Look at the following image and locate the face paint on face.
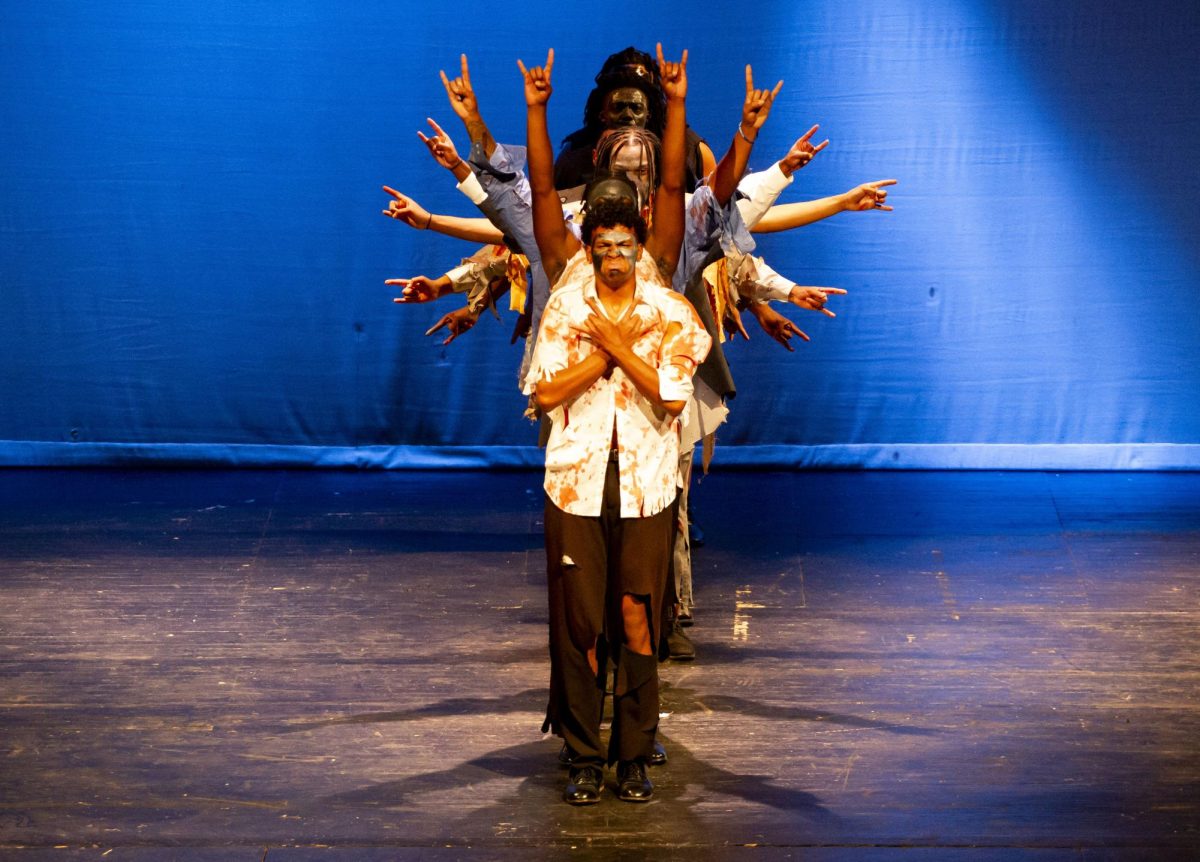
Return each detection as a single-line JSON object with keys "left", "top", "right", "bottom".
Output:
{"left": 590, "top": 228, "right": 640, "bottom": 288}
{"left": 607, "top": 141, "right": 652, "bottom": 205}
{"left": 599, "top": 87, "right": 650, "bottom": 130}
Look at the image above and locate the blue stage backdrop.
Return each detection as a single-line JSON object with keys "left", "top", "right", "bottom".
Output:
{"left": 2, "top": 1, "right": 1198, "bottom": 469}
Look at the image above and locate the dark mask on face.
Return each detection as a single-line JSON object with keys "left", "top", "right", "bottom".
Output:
{"left": 599, "top": 87, "right": 650, "bottom": 130}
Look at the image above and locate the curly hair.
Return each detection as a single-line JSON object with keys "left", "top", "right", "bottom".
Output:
{"left": 581, "top": 198, "right": 648, "bottom": 246}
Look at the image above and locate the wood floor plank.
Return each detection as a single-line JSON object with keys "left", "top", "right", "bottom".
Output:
{"left": 0, "top": 469, "right": 1197, "bottom": 857}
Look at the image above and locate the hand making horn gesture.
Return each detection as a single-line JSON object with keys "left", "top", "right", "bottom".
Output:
{"left": 739, "top": 65, "right": 784, "bottom": 142}
{"left": 843, "top": 179, "right": 898, "bottom": 212}
{"left": 439, "top": 54, "right": 478, "bottom": 124}
{"left": 779, "top": 125, "right": 831, "bottom": 176}
{"left": 656, "top": 42, "right": 688, "bottom": 101}
{"left": 517, "top": 49, "right": 554, "bottom": 107}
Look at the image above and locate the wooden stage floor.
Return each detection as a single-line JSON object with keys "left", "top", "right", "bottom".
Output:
{"left": 0, "top": 468, "right": 1198, "bottom": 860}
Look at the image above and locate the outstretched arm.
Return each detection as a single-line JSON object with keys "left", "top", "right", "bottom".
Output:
{"left": 645, "top": 42, "right": 689, "bottom": 277}
{"left": 440, "top": 53, "right": 497, "bottom": 157}
{"left": 381, "top": 185, "right": 503, "bottom": 244}
{"left": 709, "top": 66, "right": 783, "bottom": 206}
{"left": 752, "top": 179, "right": 897, "bottom": 233}
{"left": 744, "top": 302, "right": 810, "bottom": 351}
{"left": 518, "top": 49, "right": 575, "bottom": 284}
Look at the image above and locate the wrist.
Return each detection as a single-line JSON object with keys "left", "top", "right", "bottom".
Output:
{"left": 423, "top": 212, "right": 434, "bottom": 231}
{"left": 737, "top": 123, "right": 756, "bottom": 145}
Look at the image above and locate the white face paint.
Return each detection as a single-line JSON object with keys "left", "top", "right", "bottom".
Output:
{"left": 608, "top": 141, "right": 652, "bottom": 203}
{"left": 590, "top": 228, "right": 640, "bottom": 288}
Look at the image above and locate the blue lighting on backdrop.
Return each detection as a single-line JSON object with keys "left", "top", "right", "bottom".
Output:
{"left": 1, "top": 1, "right": 1198, "bottom": 469}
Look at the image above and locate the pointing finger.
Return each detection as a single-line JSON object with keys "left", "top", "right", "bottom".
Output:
{"left": 545, "top": 48, "right": 554, "bottom": 78}
{"left": 822, "top": 287, "right": 849, "bottom": 295}
{"left": 871, "top": 179, "right": 899, "bottom": 188}
{"left": 381, "top": 185, "right": 403, "bottom": 199}
{"left": 745, "top": 64, "right": 753, "bottom": 95}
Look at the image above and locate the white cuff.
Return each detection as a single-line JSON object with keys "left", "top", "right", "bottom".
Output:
{"left": 456, "top": 172, "right": 488, "bottom": 205}
{"left": 657, "top": 365, "right": 695, "bottom": 403}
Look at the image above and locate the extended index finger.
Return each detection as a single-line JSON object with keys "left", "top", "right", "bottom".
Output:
{"left": 460, "top": 54, "right": 471, "bottom": 85}
{"left": 870, "top": 179, "right": 899, "bottom": 188}
{"left": 745, "top": 64, "right": 754, "bottom": 95}
{"left": 656, "top": 42, "right": 665, "bottom": 69}
{"left": 545, "top": 48, "right": 554, "bottom": 79}
{"left": 381, "top": 185, "right": 404, "bottom": 199}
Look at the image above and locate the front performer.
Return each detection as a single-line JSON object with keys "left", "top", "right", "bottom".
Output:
{"left": 520, "top": 45, "right": 709, "bottom": 805}
{"left": 526, "top": 198, "right": 710, "bottom": 804}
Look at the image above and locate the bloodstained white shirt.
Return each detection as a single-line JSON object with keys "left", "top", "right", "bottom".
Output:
{"left": 524, "top": 252, "right": 711, "bottom": 518}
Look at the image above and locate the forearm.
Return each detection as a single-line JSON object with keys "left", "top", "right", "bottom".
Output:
{"left": 648, "top": 95, "right": 687, "bottom": 274}
{"left": 728, "top": 252, "right": 791, "bottom": 303}
{"left": 710, "top": 125, "right": 754, "bottom": 206}
{"left": 463, "top": 112, "right": 497, "bottom": 158}
{"left": 527, "top": 103, "right": 570, "bottom": 276}
{"left": 751, "top": 193, "right": 849, "bottom": 233}
{"left": 425, "top": 212, "right": 504, "bottom": 244}
{"left": 534, "top": 352, "right": 610, "bottom": 412}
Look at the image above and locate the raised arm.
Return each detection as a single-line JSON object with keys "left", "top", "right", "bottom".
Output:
{"left": 440, "top": 54, "right": 496, "bottom": 157}
{"left": 518, "top": 49, "right": 575, "bottom": 284}
{"left": 644, "top": 43, "right": 689, "bottom": 277}
{"left": 709, "top": 66, "right": 783, "bottom": 206}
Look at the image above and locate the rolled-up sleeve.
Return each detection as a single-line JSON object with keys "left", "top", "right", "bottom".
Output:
{"left": 657, "top": 294, "right": 712, "bottom": 401}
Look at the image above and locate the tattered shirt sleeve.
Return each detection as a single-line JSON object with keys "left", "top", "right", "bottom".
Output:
{"left": 656, "top": 292, "right": 712, "bottom": 403}
{"left": 522, "top": 292, "right": 571, "bottom": 397}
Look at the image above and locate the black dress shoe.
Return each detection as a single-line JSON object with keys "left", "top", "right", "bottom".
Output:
{"left": 563, "top": 765, "right": 603, "bottom": 805}
{"left": 647, "top": 740, "right": 667, "bottom": 766}
{"left": 616, "top": 760, "right": 653, "bottom": 802}
{"left": 667, "top": 620, "right": 696, "bottom": 661}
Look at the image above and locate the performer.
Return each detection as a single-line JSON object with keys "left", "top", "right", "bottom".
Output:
{"left": 521, "top": 45, "right": 710, "bottom": 805}
{"left": 554, "top": 46, "right": 716, "bottom": 192}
